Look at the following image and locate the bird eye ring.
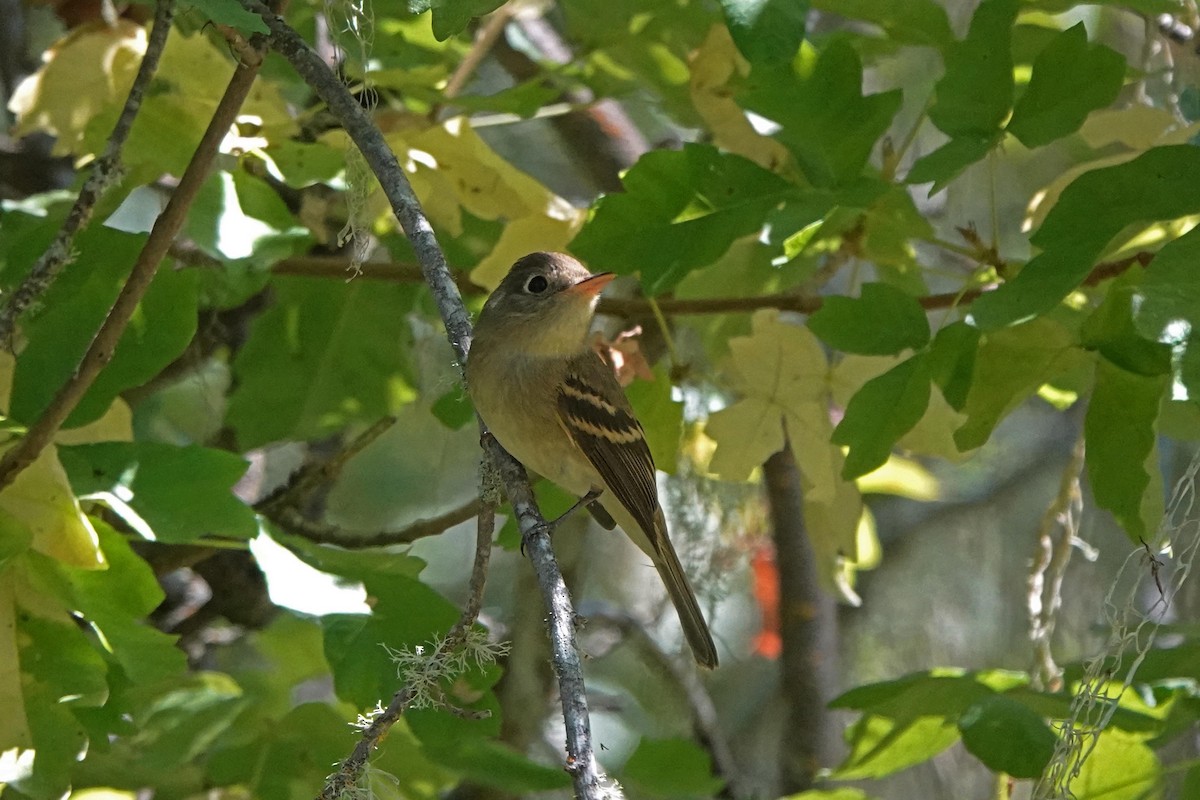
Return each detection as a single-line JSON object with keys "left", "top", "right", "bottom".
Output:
{"left": 525, "top": 275, "right": 549, "bottom": 294}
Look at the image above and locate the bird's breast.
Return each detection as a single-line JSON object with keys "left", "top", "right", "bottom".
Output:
{"left": 466, "top": 350, "right": 598, "bottom": 497}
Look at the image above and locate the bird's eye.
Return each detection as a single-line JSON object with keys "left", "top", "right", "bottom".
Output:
{"left": 525, "top": 274, "right": 549, "bottom": 294}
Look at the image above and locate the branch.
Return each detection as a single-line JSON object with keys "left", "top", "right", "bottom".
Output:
{"left": 591, "top": 610, "right": 744, "bottom": 799}
{"left": 0, "top": 0, "right": 175, "bottom": 348}
{"left": 762, "top": 438, "right": 837, "bottom": 794}
{"left": 256, "top": 416, "right": 397, "bottom": 514}
{"left": 265, "top": 497, "right": 483, "bottom": 548}
{"left": 317, "top": 468, "right": 500, "bottom": 800}
{"left": 0, "top": 28, "right": 269, "bottom": 492}
{"left": 261, "top": 251, "right": 1155, "bottom": 318}
{"left": 247, "top": 5, "right": 607, "bottom": 796}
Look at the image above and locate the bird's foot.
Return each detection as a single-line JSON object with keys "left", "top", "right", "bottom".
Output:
{"left": 519, "top": 489, "right": 604, "bottom": 556}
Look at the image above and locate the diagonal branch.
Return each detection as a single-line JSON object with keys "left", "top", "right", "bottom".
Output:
{"left": 0, "top": 0, "right": 177, "bottom": 348}
{"left": 0, "top": 27, "right": 270, "bottom": 492}
{"left": 246, "top": 4, "right": 607, "bottom": 797}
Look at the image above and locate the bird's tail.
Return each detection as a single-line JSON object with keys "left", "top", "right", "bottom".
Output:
{"left": 651, "top": 517, "right": 719, "bottom": 669}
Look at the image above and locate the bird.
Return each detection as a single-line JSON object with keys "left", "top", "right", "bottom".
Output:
{"left": 465, "top": 251, "right": 718, "bottom": 668}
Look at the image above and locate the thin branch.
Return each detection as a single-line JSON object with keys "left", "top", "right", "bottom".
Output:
{"left": 261, "top": 251, "right": 1155, "bottom": 319}
{"left": 440, "top": 4, "right": 516, "bottom": 103}
{"left": 256, "top": 415, "right": 397, "bottom": 514}
{"left": 446, "top": 466, "right": 500, "bottom": 649}
{"left": 590, "top": 610, "right": 744, "bottom": 799}
{"left": 269, "top": 252, "right": 484, "bottom": 292}
{"left": 0, "top": 31, "right": 269, "bottom": 493}
{"left": 247, "top": 5, "right": 606, "bottom": 796}
{"left": 484, "top": 435, "right": 603, "bottom": 790}
{"left": 317, "top": 463, "right": 501, "bottom": 800}
{"left": 265, "top": 497, "right": 483, "bottom": 548}
{"left": 0, "top": 0, "right": 176, "bottom": 348}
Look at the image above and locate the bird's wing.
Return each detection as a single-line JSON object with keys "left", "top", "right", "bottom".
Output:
{"left": 555, "top": 352, "right": 660, "bottom": 537}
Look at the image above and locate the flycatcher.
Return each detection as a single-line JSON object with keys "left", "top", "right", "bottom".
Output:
{"left": 466, "top": 252, "right": 718, "bottom": 668}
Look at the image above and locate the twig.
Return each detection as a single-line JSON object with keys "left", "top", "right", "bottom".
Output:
{"left": 316, "top": 460, "right": 501, "bottom": 800}
{"left": 269, "top": 253, "right": 484, "bottom": 292}
{"left": 256, "top": 416, "right": 397, "bottom": 514}
{"left": 0, "top": 29, "right": 269, "bottom": 492}
{"left": 590, "top": 610, "right": 744, "bottom": 799}
{"left": 0, "top": 0, "right": 176, "bottom": 348}
{"left": 266, "top": 496, "right": 484, "bottom": 548}
{"left": 484, "top": 435, "right": 603, "bottom": 792}
{"left": 246, "top": 5, "right": 607, "bottom": 796}
{"left": 440, "top": 4, "right": 516, "bottom": 103}
{"left": 260, "top": 251, "right": 1156, "bottom": 319}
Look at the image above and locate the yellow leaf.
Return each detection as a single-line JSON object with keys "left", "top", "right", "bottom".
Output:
{"left": 470, "top": 214, "right": 584, "bottom": 290}
{"left": 395, "top": 117, "right": 568, "bottom": 223}
{"left": 56, "top": 398, "right": 133, "bottom": 445}
{"left": 706, "top": 310, "right": 830, "bottom": 482}
{"left": 9, "top": 21, "right": 147, "bottom": 155}
{"left": 689, "top": 25, "right": 793, "bottom": 174}
{"left": 803, "top": 444, "right": 862, "bottom": 559}
{"left": 830, "top": 355, "right": 969, "bottom": 461}
{"left": 0, "top": 352, "right": 12, "bottom": 415}
{"left": 858, "top": 456, "right": 939, "bottom": 501}
{"left": 899, "top": 386, "right": 968, "bottom": 461}
{"left": 0, "top": 578, "right": 32, "bottom": 751}
{"left": 0, "top": 444, "right": 104, "bottom": 570}
{"left": 153, "top": 32, "right": 295, "bottom": 139}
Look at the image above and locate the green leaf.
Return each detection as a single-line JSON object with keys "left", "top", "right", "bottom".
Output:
{"left": 905, "top": 133, "right": 1000, "bottom": 190}
{"left": 1081, "top": 269, "right": 1172, "bottom": 377}
{"left": 781, "top": 790, "right": 874, "bottom": 800}
{"left": 958, "top": 694, "right": 1056, "bottom": 779}
{"left": 833, "top": 353, "right": 931, "bottom": 478}
{"left": 430, "top": 0, "right": 506, "bottom": 41}
{"left": 809, "top": 283, "right": 930, "bottom": 355}
{"left": 719, "top": 0, "right": 809, "bottom": 66}
{"left": 322, "top": 574, "right": 458, "bottom": 708}
{"left": 972, "top": 145, "right": 1200, "bottom": 329}
{"left": 570, "top": 144, "right": 800, "bottom": 294}
{"left": 621, "top": 737, "right": 725, "bottom": 797}
{"left": 59, "top": 519, "right": 187, "bottom": 684}
{"left": 186, "top": 171, "right": 313, "bottom": 267}
{"left": 431, "top": 387, "right": 474, "bottom": 430}
{"left": 1134, "top": 223, "right": 1200, "bottom": 386}
{"left": 19, "top": 612, "right": 110, "bottom": 705}
{"left": 927, "top": 322, "right": 980, "bottom": 410}
{"left": 227, "top": 277, "right": 418, "bottom": 448}
{"left": 60, "top": 442, "right": 254, "bottom": 543}
{"left": 739, "top": 40, "right": 902, "bottom": 187}
{"left": 955, "top": 318, "right": 1085, "bottom": 450}
{"left": 1085, "top": 358, "right": 1168, "bottom": 542}
{"left": 11, "top": 228, "right": 198, "bottom": 428}
{"left": 833, "top": 713, "right": 960, "bottom": 780}
{"left": 186, "top": 0, "right": 269, "bottom": 33}
{"left": 1071, "top": 729, "right": 1160, "bottom": 800}
{"left": 1006, "top": 24, "right": 1125, "bottom": 148}
{"left": 128, "top": 673, "right": 249, "bottom": 770}
{"left": 831, "top": 671, "right": 994, "bottom": 717}
{"left": 8, "top": 685, "right": 89, "bottom": 798}
{"left": 928, "top": 0, "right": 1016, "bottom": 137}
{"left": 625, "top": 367, "right": 684, "bottom": 474}
{"left": 808, "top": 0, "right": 952, "bottom": 47}
{"left": 414, "top": 733, "right": 573, "bottom": 793}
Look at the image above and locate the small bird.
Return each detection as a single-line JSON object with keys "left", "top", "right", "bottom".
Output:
{"left": 466, "top": 252, "right": 718, "bottom": 668}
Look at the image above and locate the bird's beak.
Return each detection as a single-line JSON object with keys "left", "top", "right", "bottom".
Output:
{"left": 565, "top": 272, "right": 616, "bottom": 298}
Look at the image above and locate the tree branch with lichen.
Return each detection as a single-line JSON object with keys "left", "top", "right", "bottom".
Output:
{"left": 242, "top": 4, "right": 610, "bottom": 797}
